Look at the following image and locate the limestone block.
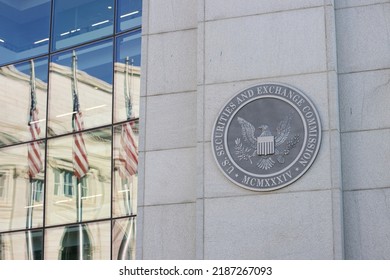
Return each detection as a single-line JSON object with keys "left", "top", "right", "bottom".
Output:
{"left": 144, "top": 147, "right": 196, "bottom": 205}
{"left": 344, "top": 189, "right": 390, "bottom": 259}
{"left": 341, "top": 129, "right": 390, "bottom": 190}
{"left": 335, "top": 0, "right": 388, "bottom": 9}
{"left": 204, "top": 7, "right": 327, "bottom": 84}
{"left": 149, "top": 0, "right": 197, "bottom": 34}
{"left": 204, "top": 190, "right": 334, "bottom": 259}
{"left": 143, "top": 203, "right": 196, "bottom": 259}
{"left": 339, "top": 69, "right": 390, "bottom": 132}
{"left": 205, "top": 0, "right": 324, "bottom": 21}
{"left": 336, "top": 3, "right": 390, "bottom": 73}
{"left": 147, "top": 30, "right": 197, "bottom": 95}
{"left": 145, "top": 91, "right": 196, "bottom": 150}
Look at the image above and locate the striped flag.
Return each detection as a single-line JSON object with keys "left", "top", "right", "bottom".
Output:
{"left": 27, "top": 60, "right": 43, "bottom": 179}
{"left": 72, "top": 112, "right": 89, "bottom": 179}
{"left": 118, "top": 121, "right": 138, "bottom": 179}
{"left": 117, "top": 57, "right": 138, "bottom": 179}
{"left": 71, "top": 51, "right": 89, "bottom": 179}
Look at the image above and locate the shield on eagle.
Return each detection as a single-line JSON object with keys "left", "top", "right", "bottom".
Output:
{"left": 257, "top": 135, "right": 274, "bottom": 156}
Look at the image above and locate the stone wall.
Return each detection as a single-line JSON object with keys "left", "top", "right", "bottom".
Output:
{"left": 139, "top": 0, "right": 390, "bottom": 260}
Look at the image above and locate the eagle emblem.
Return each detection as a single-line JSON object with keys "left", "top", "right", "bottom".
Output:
{"left": 234, "top": 114, "right": 300, "bottom": 170}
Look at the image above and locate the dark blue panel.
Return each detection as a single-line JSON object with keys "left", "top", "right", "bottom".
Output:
{"left": 116, "top": 0, "right": 142, "bottom": 33}
{"left": 52, "top": 0, "right": 114, "bottom": 51}
{"left": 0, "top": 0, "right": 51, "bottom": 66}
{"left": 116, "top": 30, "right": 141, "bottom": 66}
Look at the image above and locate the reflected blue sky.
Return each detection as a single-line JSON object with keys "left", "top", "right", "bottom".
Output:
{"left": 0, "top": 0, "right": 142, "bottom": 67}
{"left": 117, "top": 0, "right": 142, "bottom": 33}
{"left": 116, "top": 30, "right": 141, "bottom": 66}
{"left": 52, "top": 0, "right": 114, "bottom": 51}
{"left": 13, "top": 57, "right": 49, "bottom": 83}
{"left": 51, "top": 39, "right": 113, "bottom": 84}
{"left": 0, "top": 0, "right": 51, "bottom": 65}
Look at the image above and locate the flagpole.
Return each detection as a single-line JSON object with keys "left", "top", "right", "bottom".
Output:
{"left": 77, "top": 178, "right": 84, "bottom": 260}
{"left": 26, "top": 179, "right": 34, "bottom": 260}
{"left": 72, "top": 51, "right": 85, "bottom": 260}
{"left": 76, "top": 179, "right": 82, "bottom": 222}
{"left": 122, "top": 57, "right": 133, "bottom": 215}
{"left": 26, "top": 59, "right": 37, "bottom": 260}
{"left": 124, "top": 56, "right": 133, "bottom": 120}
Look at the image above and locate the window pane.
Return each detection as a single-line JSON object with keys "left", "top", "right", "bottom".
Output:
{"left": 0, "top": 58, "right": 48, "bottom": 147}
{"left": 117, "top": 0, "right": 142, "bottom": 33}
{"left": 0, "top": 0, "right": 51, "bottom": 66}
{"left": 48, "top": 40, "right": 113, "bottom": 136}
{"left": 112, "top": 217, "right": 136, "bottom": 260}
{"left": 0, "top": 143, "right": 45, "bottom": 232}
{"left": 114, "top": 31, "right": 141, "bottom": 123}
{"left": 113, "top": 121, "right": 138, "bottom": 217}
{"left": 45, "top": 222, "right": 110, "bottom": 260}
{"left": 0, "top": 230, "right": 43, "bottom": 260}
{"left": 46, "top": 128, "right": 112, "bottom": 226}
{"left": 52, "top": 0, "right": 114, "bottom": 51}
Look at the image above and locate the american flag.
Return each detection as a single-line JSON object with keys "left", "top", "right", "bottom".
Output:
{"left": 72, "top": 112, "right": 89, "bottom": 179}
{"left": 118, "top": 121, "right": 138, "bottom": 179}
{"left": 117, "top": 57, "right": 138, "bottom": 179}
{"left": 27, "top": 60, "right": 43, "bottom": 179}
{"left": 72, "top": 52, "right": 89, "bottom": 179}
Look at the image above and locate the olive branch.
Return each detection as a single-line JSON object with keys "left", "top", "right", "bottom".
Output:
{"left": 276, "top": 134, "right": 300, "bottom": 163}
{"left": 234, "top": 138, "right": 253, "bottom": 164}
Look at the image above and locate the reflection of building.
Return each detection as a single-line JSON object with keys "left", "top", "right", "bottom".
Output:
{"left": 0, "top": 60, "right": 139, "bottom": 259}
{"left": 2, "top": 0, "right": 390, "bottom": 261}
{"left": 0, "top": 65, "right": 47, "bottom": 145}
{"left": 0, "top": 0, "right": 141, "bottom": 260}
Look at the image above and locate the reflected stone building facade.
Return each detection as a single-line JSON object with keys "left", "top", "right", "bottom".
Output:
{"left": 1, "top": 0, "right": 390, "bottom": 260}
{"left": 0, "top": 0, "right": 141, "bottom": 260}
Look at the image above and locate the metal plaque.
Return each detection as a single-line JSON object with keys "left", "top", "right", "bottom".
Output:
{"left": 212, "top": 83, "right": 322, "bottom": 191}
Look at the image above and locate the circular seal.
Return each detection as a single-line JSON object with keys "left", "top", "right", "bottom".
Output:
{"left": 212, "top": 83, "right": 321, "bottom": 191}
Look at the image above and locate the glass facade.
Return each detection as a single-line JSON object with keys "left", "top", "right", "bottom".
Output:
{"left": 0, "top": 0, "right": 141, "bottom": 260}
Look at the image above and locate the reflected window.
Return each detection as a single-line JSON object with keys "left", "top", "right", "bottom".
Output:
{"left": 0, "top": 230, "right": 43, "bottom": 260}
{"left": 59, "top": 225, "right": 92, "bottom": 260}
{"left": 0, "top": 172, "right": 5, "bottom": 198}
{"left": 0, "top": 143, "right": 45, "bottom": 232}
{"left": 46, "top": 128, "right": 111, "bottom": 226}
{"left": 32, "top": 180, "right": 44, "bottom": 203}
{"left": 57, "top": 171, "right": 87, "bottom": 198}
{"left": 45, "top": 222, "right": 110, "bottom": 260}
{"left": 116, "top": 0, "right": 142, "bottom": 33}
{"left": 54, "top": 169, "right": 61, "bottom": 195}
{"left": 0, "top": 0, "right": 51, "bottom": 66}
{"left": 48, "top": 40, "right": 113, "bottom": 136}
{"left": 0, "top": 58, "right": 48, "bottom": 147}
{"left": 54, "top": 169, "right": 87, "bottom": 197}
{"left": 63, "top": 171, "right": 73, "bottom": 197}
{"left": 114, "top": 31, "right": 141, "bottom": 123}
{"left": 52, "top": 0, "right": 114, "bottom": 51}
